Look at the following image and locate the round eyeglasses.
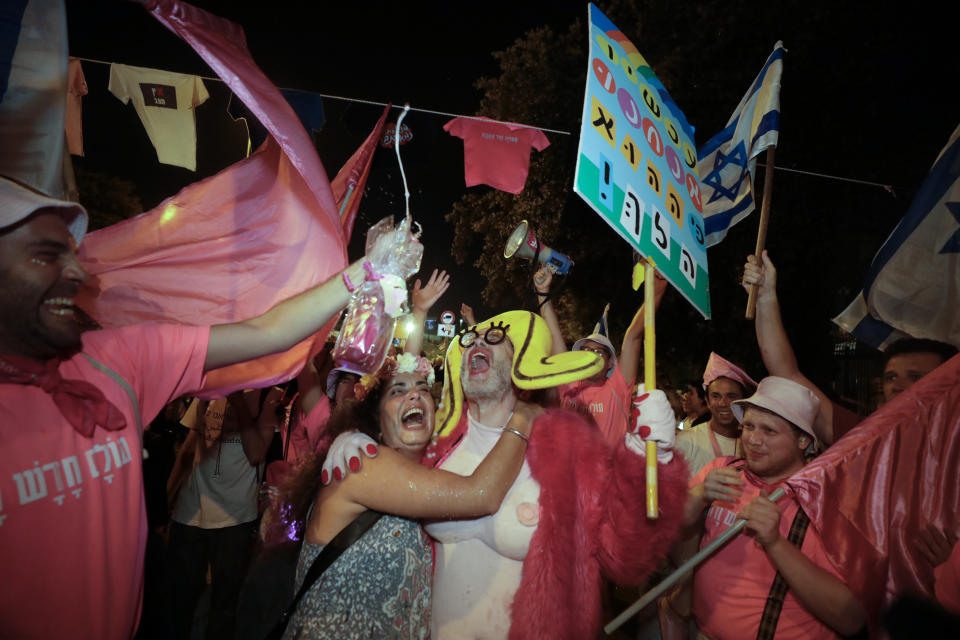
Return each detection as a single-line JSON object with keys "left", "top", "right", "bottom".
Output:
{"left": 459, "top": 324, "right": 510, "bottom": 349}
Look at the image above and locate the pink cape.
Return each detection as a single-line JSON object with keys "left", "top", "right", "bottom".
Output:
{"left": 788, "top": 353, "right": 960, "bottom": 631}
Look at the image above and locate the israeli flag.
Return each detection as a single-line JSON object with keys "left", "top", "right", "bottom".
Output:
{"left": 592, "top": 302, "right": 610, "bottom": 337}
{"left": 697, "top": 42, "right": 784, "bottom": 247}
{"left": 834, "top": 123, "right": 960, "bottom": 349}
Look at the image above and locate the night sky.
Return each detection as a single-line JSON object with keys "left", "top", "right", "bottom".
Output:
{"left": 67, "top": 0, "right": 605, "bottom": 319}
{"left": 65, "top": 1, "right": 959, "bottom": 366}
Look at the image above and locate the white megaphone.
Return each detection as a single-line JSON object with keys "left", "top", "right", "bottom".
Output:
{"left": 503, "top": 220, "right": 574, "bottom": 275}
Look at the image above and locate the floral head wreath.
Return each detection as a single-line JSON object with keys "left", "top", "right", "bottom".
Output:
{"left": 354, "top": 352, "right": 436, "bottom": 401}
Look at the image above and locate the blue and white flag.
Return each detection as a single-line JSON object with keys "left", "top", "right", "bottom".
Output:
{"left": 697, "top": 42, "right": 784, "bottom": 247}
{"left": 834, "top": 123, "right": 960, "bottom": 350}
{"left": 0, "top": 0, "right": 68, "bottom": 198}
{"left": 592, "top": 302, "right": 610, "bottom": 337}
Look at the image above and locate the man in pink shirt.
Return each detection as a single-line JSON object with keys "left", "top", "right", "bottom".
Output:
{"left": 0, "top": 177, "right": 380, "bottom": 640}
{"left": 683, "top": 376, "right": 866, "bottom": 640}
{"left": 536, "top": 266, "right": 666, "bottom": 445}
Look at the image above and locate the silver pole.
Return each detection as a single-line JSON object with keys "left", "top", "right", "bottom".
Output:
{"left": 604, "top": 487, "right": 786, "bottom": 635}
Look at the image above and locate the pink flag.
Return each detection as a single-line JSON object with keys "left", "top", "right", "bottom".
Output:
{"left": 332, "top": 104, "right": 390, "bottom": 241}
{"left": 77, "top": 138, "right": 345, "bottom": 395}
{"left": 786, "top": 354, "right": 960, "bottom": 630}
{"left": 77, "top": 0, "right": 350, "bottom": 395}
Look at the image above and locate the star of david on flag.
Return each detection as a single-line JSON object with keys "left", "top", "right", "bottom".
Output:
{"left": 834, "top": 123, "right": 960, "bottom": 350}
{"left": 702, "top": 140, "right": 750, "bottom": 203}
{"left": 697, "top": 42, "right": 784, "bottom": 247}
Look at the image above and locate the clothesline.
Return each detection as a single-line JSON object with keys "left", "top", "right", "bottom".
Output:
{"left": 72, "top": 55, "right": 902, "bottom": 195}
{"left": 756, "top": 163, "right": 898, "bottom": 194}
{"left": 72, "top": 55, "right": 571, "bottom": 136}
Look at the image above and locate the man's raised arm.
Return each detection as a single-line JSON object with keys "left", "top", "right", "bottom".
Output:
{"left": 405, "top": 268, "right": 450, "bottom": 356}
{"left": 743, "top": 251, "right": 837, "bottom": 445}
{"left": 534, "top": 266, "right": 568, "bottom": 356}
{"left": 205, "top": 260, "right": 367, "bottom": 371}
{"left": 617, "top": 271, "right": 666, "bottom": 385}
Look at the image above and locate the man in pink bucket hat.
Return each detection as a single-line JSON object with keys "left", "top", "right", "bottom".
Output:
{"left": 682, "top": 376, "right": 866, "bottom": 640}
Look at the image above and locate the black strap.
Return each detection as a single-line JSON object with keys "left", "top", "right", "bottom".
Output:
{"left": 755, "top": 504, "right": 811, "bottom": 640}
{"left": 531, "top": 264, "right": 566, "bottom": 313}
{"left": 267, "top": 509, "right": 383, "bottom": 639}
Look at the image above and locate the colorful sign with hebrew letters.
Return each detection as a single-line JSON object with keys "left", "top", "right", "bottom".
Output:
{"left": 574, "top": 4, "right": 711, "bottom": 318}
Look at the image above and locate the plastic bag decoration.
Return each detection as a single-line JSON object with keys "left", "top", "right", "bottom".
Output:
{"left": 331, "top": 216, "right": 423, "bottom": 376}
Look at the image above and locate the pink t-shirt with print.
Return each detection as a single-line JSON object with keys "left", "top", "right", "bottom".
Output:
{"left": 444, "top": 117, "right": 550, "bottom": 194}
{"left": 0, "top": 324, "right": 209, "bottom": 640}
{"left": 690, "top": 457, "right": 846, "bottom": 640}
{"left": 558, "top": 366, "right": 633, "bottom": 447}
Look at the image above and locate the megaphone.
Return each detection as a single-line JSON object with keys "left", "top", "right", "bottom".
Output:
{"left": 503, "top": 220, "right": 574, "bottom": 275}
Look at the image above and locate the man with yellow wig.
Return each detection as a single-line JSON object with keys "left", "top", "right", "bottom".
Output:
{"left": 420, "top": 310, "right": 689, "bottom": 639}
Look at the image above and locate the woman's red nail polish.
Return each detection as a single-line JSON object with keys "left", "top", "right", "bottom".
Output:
{"left": 349, "top": 456, "right": 360, "bottom": 472}
{"left": 333, "top": 468, "right": 342, "bottom": 482}
{"left": 366, "top": 444, "right": 378, "bottom": 455}
{"left": 321, "top": 469, "right": 329, "bottom": 484}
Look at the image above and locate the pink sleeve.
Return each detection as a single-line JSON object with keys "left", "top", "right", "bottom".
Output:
{"left": 443, "top": 116, "right": 464, "bottom": 138}
{"left": 689, "top": 456, "right": 730, "bottom": 489}
{"left": 595, "top": 367, "right": 632, "bottom": 445}
{"left": 299, "top": 394, "right": 332, "bottom": 453}
{"left": 68, "top": 59, "right": 88, "bottom": 97}
{"left": 91, "top": 323, "right": 209, "bottom": 428}
{"left": 529, "top": 128, "right": 550, "bottom": 152}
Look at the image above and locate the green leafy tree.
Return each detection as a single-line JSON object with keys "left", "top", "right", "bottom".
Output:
{"left": 74, "top": 164, "right": 143, "bottom": 232}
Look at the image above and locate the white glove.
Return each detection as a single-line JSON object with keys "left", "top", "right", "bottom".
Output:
{"left": 321, "top": 431, "right": 378, "bottom": 485}
{"left": 625, "top": 389, "right": 676, "bottom": 463}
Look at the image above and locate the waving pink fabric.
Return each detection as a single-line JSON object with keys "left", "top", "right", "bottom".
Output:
{"left": 77, "top": 138, "right": 344, "bottom": 395}
{"left": 787, "top": 354, "right": 960, "bottom": 631}
{"left": 76, "top": 0, "right": 370, "bottom": 396}
{"left": 333, "top": 104, "right": 390, "bottom": 240}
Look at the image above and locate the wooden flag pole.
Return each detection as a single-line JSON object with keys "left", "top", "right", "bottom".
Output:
{"left": 745, "top": 145, "right": 777, "bottom": 319}
{"left": 605, "top": 486, "right": 787, "bottom": 634}
{"left": 643, "top": 259, "right": 658, "bottom": 519}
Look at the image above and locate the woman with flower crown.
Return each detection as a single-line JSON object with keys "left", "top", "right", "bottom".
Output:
{"left": 274, "top": 351, "right": 540, "bottom": 639}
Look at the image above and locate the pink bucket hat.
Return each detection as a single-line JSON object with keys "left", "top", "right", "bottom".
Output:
{"left": 702, "top": 352, "right": 757, "bottom": 392}
{"left": 0, "top": 176, "right": 87, "bottom": 244}
{"left": 731, "top": 376, "right": 820, "bottom": 446}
